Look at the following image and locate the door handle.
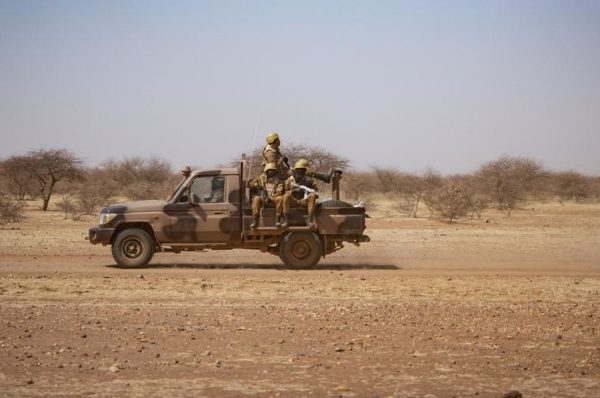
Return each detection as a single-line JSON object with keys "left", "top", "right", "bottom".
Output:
{"left": 213, "top": 211, "right": 224, "bottom": 215}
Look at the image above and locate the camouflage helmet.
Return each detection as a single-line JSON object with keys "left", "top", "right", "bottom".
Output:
{"left": 263, "top": 162, "right": 278, "bottom": 172}
{"left": 266, "top": 132, "right": 279, "bottom": 144}
{"left": 294, "top": 159, "right": 310, "bottom": 170}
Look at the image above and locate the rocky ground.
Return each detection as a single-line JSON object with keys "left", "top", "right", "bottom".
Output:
{"left": 0, "top": 200, "right": 599, "bottom": 397}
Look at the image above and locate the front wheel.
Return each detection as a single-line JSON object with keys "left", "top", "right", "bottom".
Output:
{"left": 111, "top": 228, "right": 155, "bottom": 268}
{"left": 278, "top": 232, "right": 322, "bottom": 268}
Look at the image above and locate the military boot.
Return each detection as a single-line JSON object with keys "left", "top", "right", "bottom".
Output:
{"left": 249, "top": 216, "right": 259, "bottom": 229}
{"left": 280, "top": 214, "right": 289, "bottom": 228}
{"left": 275, "top": 215, "right": 282, "bottom": 228}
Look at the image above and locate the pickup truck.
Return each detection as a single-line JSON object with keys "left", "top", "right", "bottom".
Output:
{"left": 88, "top": 160, "right": 370, "bottom": 267}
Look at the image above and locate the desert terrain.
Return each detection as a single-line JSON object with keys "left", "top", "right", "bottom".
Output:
{"left": 0, "top": 200, "right": 599, "bottom": 397}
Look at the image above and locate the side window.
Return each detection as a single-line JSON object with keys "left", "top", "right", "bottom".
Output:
{"left": 189, "top": 176, "right": 225, "bottom": 204}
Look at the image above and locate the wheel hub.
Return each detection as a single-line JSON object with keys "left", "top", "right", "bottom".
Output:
{"left": 123, "top": 238, "right": 142, "bottom": 259}
{"left": 291, "top": 241, "right": 310, "bottom": 260}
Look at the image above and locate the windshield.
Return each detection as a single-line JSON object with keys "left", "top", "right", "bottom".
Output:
{"left": 167, "top": 175, "right": 192, "bottom": 202}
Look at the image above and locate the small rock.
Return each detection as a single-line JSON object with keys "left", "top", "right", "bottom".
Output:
{"left": 138, "top": 274, "right": 144, "bottom": 279}
{"left": 26, "top": 379, "right": 34, "bottom": 385}
{"left": 335, "top": 347, "right": 345, "bottom": 352}
{"left": 81, "top": 334, "right": 87, "bottom": 338}
{"left": 108, "top": 364, "right": 119, "bottom": 373}
{"left": 215, "top": 360, "right": 221, "bottom": 368}
{"left": 502, "top": 391, "right": 522, "bottom": 398}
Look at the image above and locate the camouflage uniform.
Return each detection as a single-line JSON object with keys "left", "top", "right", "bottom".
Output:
{"left": 247, "top": 164, "right": 287, "bottom": 228}
{"left": 284, "top": 175, "right": 318, "bottom": 227}
{"left": 283, "top": 160, "right": 320, "bottom": 228}
{"left": 206, "top": 176, "right": 225, "bottom": 203}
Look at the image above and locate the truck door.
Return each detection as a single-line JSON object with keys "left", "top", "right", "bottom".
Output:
{"left": 164, "top": 175, "right": 239, "bottom": 243}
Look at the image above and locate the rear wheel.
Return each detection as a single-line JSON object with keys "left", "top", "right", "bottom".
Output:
{"left": 278, "top": 232, "right": 322, "bottom": 268}
{"left": 111, "top": 228, "right": 155, "bottom": 268}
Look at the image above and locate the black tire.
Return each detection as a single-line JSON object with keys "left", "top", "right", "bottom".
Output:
{"left": 111, "top": 228, "right": 155, "bottom": 268}
{"left": 318, "top": 199, "right": 353, "bottom": 208}
{"left": 278, "top": 232, "right": 322, "bottom": 268}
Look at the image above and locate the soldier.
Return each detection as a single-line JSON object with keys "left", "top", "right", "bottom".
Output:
{"left": 247, "top": 162, "right": 287, "bottom": 228}
{"left": 262, "top": 132, "right": 290, "bottom": 174}
{"left": 206, "top": 176, "right": 225, "bottom": 203}
{"left": 283, "top": 160, "right": 320, "bottom": 229}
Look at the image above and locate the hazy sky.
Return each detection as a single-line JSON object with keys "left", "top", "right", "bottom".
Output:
{"left": 1, "top": 0, "right": 599, "bottom": 174}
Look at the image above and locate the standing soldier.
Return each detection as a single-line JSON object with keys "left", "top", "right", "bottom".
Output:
{"left": 262, "top": 132, "right": 290, "bottom": 174}
{"left": 283, "top": 160, "right": 320, "bottom": 229}
{"left": 247, "top": 162, "right": 287, "bottom": 229}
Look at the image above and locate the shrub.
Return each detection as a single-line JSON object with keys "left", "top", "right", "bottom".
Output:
{"left": 0, "top": 194, "right": 24, "bottom": 224}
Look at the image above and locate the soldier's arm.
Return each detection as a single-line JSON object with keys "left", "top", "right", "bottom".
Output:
{"left": 247, "top": 176, "right": 260, "bottom": 190}
{"left": 284, "top": 176, "right": 292, "bottom": 192}
{"left": 307, "top": 169, "right": 331, "bottom": 183}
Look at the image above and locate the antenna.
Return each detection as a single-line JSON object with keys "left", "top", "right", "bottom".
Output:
{"left": 247, "top": 113, "right": 260, "bottom": 179}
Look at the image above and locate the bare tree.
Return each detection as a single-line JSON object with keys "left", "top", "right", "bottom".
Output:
{"left": 476, "top": 156, "right": 545, "bottom": 215}
{"left": 26, "top": 149, "right": 83, "bottom": 211}
{"left": 0, "top": 155, "right": 38, "bottom": 200}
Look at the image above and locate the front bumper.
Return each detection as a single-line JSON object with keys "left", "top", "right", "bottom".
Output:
{"left": 88, "top": 225, "right": 115, "bottom": 245}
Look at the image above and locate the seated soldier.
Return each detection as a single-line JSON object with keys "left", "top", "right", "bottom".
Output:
{"left": 283, "top": 160, "right": 319, "bottom": 228}
{"left": 247, "top": 163, "right": 287, "bottom": 228}
{"left": 206, "top": 176, "right": 225, "bottom": 203}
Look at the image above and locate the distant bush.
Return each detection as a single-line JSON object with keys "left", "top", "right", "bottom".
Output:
{"left": 102, "top": 156, "right": 179, "bottom": 200}
{"left": 476, "top": 156, "right": 545, "bottom": 215}
{"left": 0, "top": 194, "right": 24, "bottom": 224}
{"left": 548, "top": 171, "right": 591, "bottom": 202}
{"left": 424, "top": 180, "right": 473, "bottom": 223}
{"left": 56, "top": 196, "right": 84, "bottom": 221}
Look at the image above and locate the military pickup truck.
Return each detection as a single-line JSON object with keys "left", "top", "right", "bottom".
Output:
{"left": 88, "top": 159, "right": 369, "bottom": 267}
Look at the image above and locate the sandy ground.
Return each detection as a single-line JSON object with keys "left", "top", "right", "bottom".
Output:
{"left": 1, "top": 200, "right": 599, "bottom": 397}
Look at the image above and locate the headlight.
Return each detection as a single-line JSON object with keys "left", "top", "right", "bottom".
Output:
{"left": 99, "top": 212, "right": 117, "bottom": 225}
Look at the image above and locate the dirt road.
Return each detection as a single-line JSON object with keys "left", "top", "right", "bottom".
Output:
{"left": 1, "top": 202, "right": 599, "bottom": 397}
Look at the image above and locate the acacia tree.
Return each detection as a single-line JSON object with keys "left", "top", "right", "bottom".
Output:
{"left": 28, "top": 149, "right": 82, "bottom": 211}
{"left": 476, "top": 156, "right": 544, "bottom": 215}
